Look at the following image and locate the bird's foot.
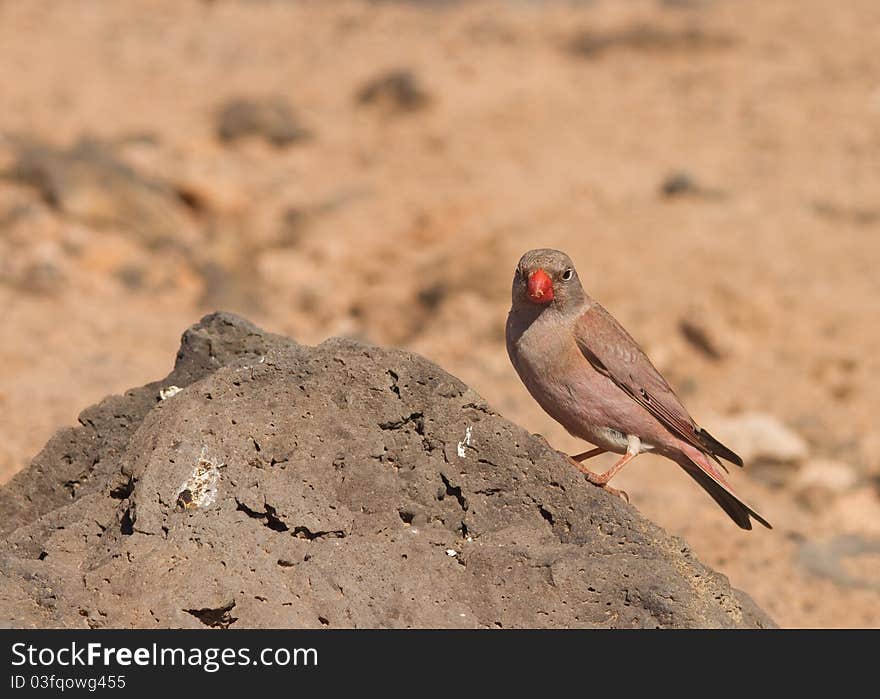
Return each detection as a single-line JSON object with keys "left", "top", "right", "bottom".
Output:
{"left": 585, "top": 475, "right": 630, "bottom": 503}
{"left": 558, "top": 450, "right": 630, "bottom": 502}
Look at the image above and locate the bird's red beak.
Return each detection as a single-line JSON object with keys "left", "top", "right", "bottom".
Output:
{"left": 527, "top": 269, "right": 554, "bottom": 304}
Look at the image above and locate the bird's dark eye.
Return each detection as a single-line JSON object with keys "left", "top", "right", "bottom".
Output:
{"left": 561, "top": 269, "right": 574, "bottom": 281}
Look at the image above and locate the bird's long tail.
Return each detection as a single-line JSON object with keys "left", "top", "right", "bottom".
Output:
{"left": 675, "top": 445, "right": 771, "bottom": 530}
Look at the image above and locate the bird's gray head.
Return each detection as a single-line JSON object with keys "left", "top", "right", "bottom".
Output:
{"left": 511, "top": 248, "right": 586, "bottom": 311}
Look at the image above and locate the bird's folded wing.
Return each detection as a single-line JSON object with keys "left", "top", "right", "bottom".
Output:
{"left": 574, "top": 303, "right": 731, "bottom": 468}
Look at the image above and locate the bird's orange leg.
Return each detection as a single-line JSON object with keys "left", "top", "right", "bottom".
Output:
{"left": 561, "top": 438, "right": 642, "bottom": 502}
{"left": 583, "top": 451, "right": 638, "bottom": 485}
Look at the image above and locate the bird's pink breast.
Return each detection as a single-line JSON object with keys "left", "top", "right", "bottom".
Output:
{"left": 508, "top": 320, "right": 675, "bottom": 454}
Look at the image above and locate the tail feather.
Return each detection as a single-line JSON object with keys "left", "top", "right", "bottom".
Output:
{"left": 697, "top": 427, "right": 744, "bottom": 468}
{"left": 676, "top": 448, "right": 771, "bottom": 531}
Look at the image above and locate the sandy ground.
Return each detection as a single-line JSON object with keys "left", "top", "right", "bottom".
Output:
{"left": 1, "top": 0, "right": 879, "bottom": 627}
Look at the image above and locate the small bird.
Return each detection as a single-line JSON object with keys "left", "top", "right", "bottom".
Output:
{"left": 506, "top": 248, "right": 770, "bottom": 530}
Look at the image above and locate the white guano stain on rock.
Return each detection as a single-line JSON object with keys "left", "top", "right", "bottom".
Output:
{"left": 159, "top": 385, "right": 183, "bottom": 400}
{"left": 175, "top": 447, "right": 219, "bottom": 509}
{"left": 457, "top": 425, "right": 473, "bottom": 458}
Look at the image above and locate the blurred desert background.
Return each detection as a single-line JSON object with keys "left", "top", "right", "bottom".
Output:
{"left": 1, "top": 0, "right": 879, "bottom": 627}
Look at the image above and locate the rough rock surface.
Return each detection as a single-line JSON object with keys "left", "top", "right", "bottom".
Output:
{"left": 0, "top": 313, "right": 773, "bottom": 629}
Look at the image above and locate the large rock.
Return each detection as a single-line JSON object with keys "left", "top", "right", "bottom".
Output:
{"left": 215, "top": 97, "right": 310, "bottom": 147}
{"left": 0, "top": 313, "right": 773, "bottom": 628}
{"left": 709, "top": 413, "right": 809, "bottom": 466}
{"left": 4, "top": 136, "right": 192, "bottom": 248}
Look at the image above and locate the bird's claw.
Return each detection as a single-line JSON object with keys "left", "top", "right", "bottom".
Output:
{"left": 581, "top": 471, "right": 629, "bottom": 502}
{"left": 600, "top": 483, "right": 630, "bottom": 503}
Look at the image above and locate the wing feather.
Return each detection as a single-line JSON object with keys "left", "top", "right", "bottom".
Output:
{"left": 574, "top": 304, "right": 742, "bottom": 469}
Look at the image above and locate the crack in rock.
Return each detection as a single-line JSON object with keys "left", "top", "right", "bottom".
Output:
{"left": 379, "top": 412, "right": 424, "bottom": 432}
{"left": 293, "top": 525, "right": 345, "bottom": 541}
{"left": 236, "top": 501, "right": 289, "bottom": 532}
{"left": 184, "top": 601, "right": 238, "bottom": 628}
{"left": 438, "top": 473, "right": 468, "bottom": 512}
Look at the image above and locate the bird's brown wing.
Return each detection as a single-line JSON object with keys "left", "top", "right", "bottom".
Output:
{"left": 573, "top": 303, "right": 743, "bottom": 468}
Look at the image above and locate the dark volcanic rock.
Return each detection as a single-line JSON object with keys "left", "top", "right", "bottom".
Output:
{"left": 355, "top": 69, "right": 430, "bottom": 113}
{"left": 0, "top": 313, "right": 773, "bottom": 628}
{"left": 3, "top": 136, "right": 190, "bottom": 247}
{"left": 659, "top": 170, "right": 725, "bottom": 200}
{"left": 216, "top": 97, "right": 310, "bottom": 147}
